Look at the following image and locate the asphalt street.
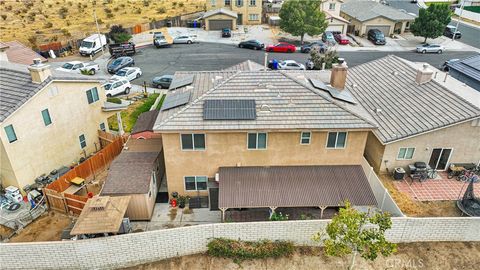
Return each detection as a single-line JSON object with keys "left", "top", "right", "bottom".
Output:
{"left": 132, "top": 43, "right": 478, "bottom": 86}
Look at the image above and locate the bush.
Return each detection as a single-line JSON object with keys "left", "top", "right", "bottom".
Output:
{"left": 107, "top": 97, "right": 122, "bottom": 104}
{"left": 207, "top": 238, "right": 295, "bottom": 262}
{"left": 1, "top": 14, "right": 7, "bottom": 20}
{"left": 44, "top": 22, "right": 53, "bottom": 28}
{"left": 270, "top": 212, "right": 289, "bottom": 221}
{"left": 157, "top": 7, "right": 166, "bottom": 14}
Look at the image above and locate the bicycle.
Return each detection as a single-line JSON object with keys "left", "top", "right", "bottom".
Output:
{"left": 457, "top": 170, "right": 475, "bottom": 182}
{"left": 427, "top": 168, "right": 438, "bottom": 179}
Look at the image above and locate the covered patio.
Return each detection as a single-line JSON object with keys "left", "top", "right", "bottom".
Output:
{"left": 218, "top": 165, "right": 377, "bottom": 222}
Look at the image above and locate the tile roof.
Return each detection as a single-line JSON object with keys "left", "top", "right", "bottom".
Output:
{"left": 341, "top": 1, "right": 416, "bottom": 22}
{"left": 345, "top": 55, "right": 480, "bottom": 144}
{"left": 448, "top": 54, "right": 480, "bottom": 84}
{"left": 223, "top": 60, "right": 266, "bottom": 71}
{"left": 153, "top": 69, "right": 376, "bottom": 131}
{"left": 131, "top": 110, "right": 160, "bottom": 134}
{"left": 202, "top": 8, "right": 238, "bottom": 19}
{"left": 3, "top": 41, "right": 47, "bottom": 65}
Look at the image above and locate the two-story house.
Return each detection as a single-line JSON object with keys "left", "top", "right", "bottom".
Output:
{"left": 204, "top": 0, "right": 263, "bottom": 30}
{"left": 320, "top": 0, "right": 349, "bottom": 34}
{"left": 0, "top": 59, "right": 124, "bottom": 191}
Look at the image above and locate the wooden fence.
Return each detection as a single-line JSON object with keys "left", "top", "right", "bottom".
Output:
{"left": 43, "top": 133, "right": 125, "bottom": 215}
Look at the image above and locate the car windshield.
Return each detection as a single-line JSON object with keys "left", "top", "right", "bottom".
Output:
{"left": 62, "top": 63, "right": 74, "bottom": 69}
{"left": 111, "top": 59, "right": 122, "bottom": 66}
{"left": 375, "top": 32, "right": 385, "bottom": 38}
{"left": 104, "top": 83, "right": 113, "bottom": 90}
{"left": 116, "top": 70, "right": 127, "bottom": 76}
{"left": 81, "top": 41, "right": 94, "bottom": 48}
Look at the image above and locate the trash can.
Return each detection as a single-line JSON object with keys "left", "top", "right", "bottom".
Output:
{"left": 394, "top": 167, "right": 406, "bottom": 180}
{"left": 272, "top": 59, "right": 278, "bottom": 70}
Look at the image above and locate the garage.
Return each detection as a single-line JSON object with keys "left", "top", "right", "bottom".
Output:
{"left": 209, "top": 20, "right": 233, "bottom": 31}
{"left": 365, "top": 25, "right": 391, "bottom": 36}
{"left": 326, "top": 24, "right": 345, "bottom": 34}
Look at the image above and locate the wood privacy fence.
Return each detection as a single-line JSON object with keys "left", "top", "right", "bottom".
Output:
{"left": 43, "top": 132, "right": 125, "bottom": 215}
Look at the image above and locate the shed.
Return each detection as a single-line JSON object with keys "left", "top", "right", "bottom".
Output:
{"left": 131, "top": 110, "right": 159, "bottom": 139}
{"left": 447, "top": 55, "right": 480, "bottom": 92}
{"left": 202, "top": 8, "right": 238, "bottom": 31}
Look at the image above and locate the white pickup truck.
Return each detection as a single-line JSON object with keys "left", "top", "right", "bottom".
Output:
{"left": 56, "top": 61, "right": 100, "bottom": 75}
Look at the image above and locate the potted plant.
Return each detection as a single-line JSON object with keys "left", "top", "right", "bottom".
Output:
{"left": 177, "top": 195, "right": 189, "bottom": 209}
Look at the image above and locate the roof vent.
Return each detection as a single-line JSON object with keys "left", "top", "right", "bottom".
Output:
{"left": 259, "top": 104, "right": 271, "bottom": 113}
{"left": 392, "top": 71, "right": 399, "bottom": 76}
{"left": 373, "top": 108, "right": 382, "bottom": 114}
{"left": 351, "top": 83, "right": 357, "bottom": 88}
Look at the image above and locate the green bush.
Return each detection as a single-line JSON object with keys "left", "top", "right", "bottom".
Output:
{"left": 270, "top": 212, "right": 289, "bottom": 221}
{"left": 207, "top": 238, "right": 295, "bottom": 262}
{"left": 107, "top": 97, "right": 122, "bottom": 104}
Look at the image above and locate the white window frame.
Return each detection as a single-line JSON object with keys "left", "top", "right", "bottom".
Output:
{"left": 184, "top": 176, "right": 208, "bottom": 191}
{"left": 329, "top": 3, "right": 335, "bottom": 10}
{"left": 99, "top": 122, "right": 106, "bottom": 132}
{"left": 248, "top": 14, "right": 259, "bottom": 21}
{"left": 79, "top": 134, "right": 86, "bottom": 149}
{"left": 247, "top": 132, "right": 268, "bottom": 150}
{"left": 326, "top": 131, "right": 348, "bottom": 149}
{"left": 300, "top": 131, "right": 311, "bottom": 145}
{"left": 249, "top": 0, "right": 256, "bottom": 6}
{"left": 397, "top": 147, "right": 416, "bottom": 160}
{"left": 180, "top": 133, "right": 206, "bottom": 151}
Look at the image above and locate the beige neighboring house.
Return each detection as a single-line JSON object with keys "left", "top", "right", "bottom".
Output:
{"left": 206, "top": 0, "right": 262, "bottom": 27}
{"left": 202, "top": 8, "right": 238, "bottom": 31}
{"left": 0, "top": 57, "right": 125, "bottom": 191}
{"left": 340, "top": 0, "right": 416, "bottom": 36}
{"left": 320, "top": 0, "right": 349, "bottom": 34}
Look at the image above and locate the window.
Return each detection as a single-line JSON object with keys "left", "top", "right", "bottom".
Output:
{"left": 41, "top": 109, "right": 52, "bottom": 126}
{"left": 211, "top": 0, "right": 216, "bottom": 6}
{"left": 248, "top": 132, "right": 267, "bottom": 149}
{"left": 249, "top": 0, "right": 256, "bottom": 6}
{"left": 326, "top": 132, "right": 347, "bottom": 149}
{"left": 184, "top": 176, "right": 208, "bottom": 191}
{"left": 397, "top": 147, "right": 415, "bottom": 160}
{"left": 79, "top": 134, "right": 86, "bottom": 149}
{"left": 236, "top": 0, "right": 243, "bottom": 6}
{"left": 248, "top": 14, "right": 259, "bottom": 21}
{"left": 300, "top": 132, "right": 311, "bottom": 145}
{"left": 181, "top": 134, "right": 205, "bottom": 150}
{"left": 99, "top": 122, "right": 106, "bottom": 132}
{"left": 224, "top": 0, "right": 231, "bottom": 5}
{"left": 4, "top": 125, "right": 17, "bottom": 143}
{"left": 86, "top": 87, "right": 99, "bottom": 104}
{"left": 329, "top": 3, "right": 335, "bottom": 10}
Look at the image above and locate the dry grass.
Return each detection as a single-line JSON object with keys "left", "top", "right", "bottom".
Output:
{"left": 0, "top": 0, "right": 204, "bottom": 48}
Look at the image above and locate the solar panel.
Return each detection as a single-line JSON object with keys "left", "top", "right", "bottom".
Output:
{"left": 160, "top": 90, "right": 191, "bottom": 111}
{"left": 203, "top": 100, "right": 256, "bottom": 120}
{"left": 309, "top": 79, "right": 356, "bottom": 104}
{"left": 169, "top": 75, "right": 195, "bottom": 90}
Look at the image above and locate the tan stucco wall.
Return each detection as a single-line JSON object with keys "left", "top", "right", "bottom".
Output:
{"left": 204, "top": 14, "right": 237, "bottom": 31}
{"left": 340, "top": 13, "right": 412, "bottom": 36}
{"left": 320, "top": 0, "right": 342, "bottom": 16}
{"left": 162, "top": 130, "right": 368, "bottom": 197}
{"left": 206, "top": 0, "right": 262, "bottom": 25}
{"left": 0, "top": 139, "right": 17, "bottom": 188}
{"left": 364, "top": 132, "right": 386, "bottom": 172}
{"left": 374, "top": 121, "right": 480, "bottom": 172}
{"left": 0, "top": 80, "right": 113, "bottom": 190}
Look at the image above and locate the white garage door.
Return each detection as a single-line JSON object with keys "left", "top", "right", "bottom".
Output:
{"left": 365, "top": 25, "right": 391, "bottom": 36}
{"left": 326, "top": 24, "right": 345, "bottom": 34}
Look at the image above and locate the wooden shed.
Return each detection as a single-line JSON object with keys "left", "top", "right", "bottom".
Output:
{"left": 101, "top": 138, "right": 164, "bottom": 220}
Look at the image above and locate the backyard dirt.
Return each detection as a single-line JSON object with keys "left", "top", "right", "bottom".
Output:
{"left": 123, "top": 242, "right": 480, "bottom": 270}
{"left": 379, "top": 174, "right": 462, "bottom": 217}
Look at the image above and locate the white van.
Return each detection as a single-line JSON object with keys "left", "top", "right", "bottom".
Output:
{"left": 79, "top": 34, "right": 107, "bottom": 56}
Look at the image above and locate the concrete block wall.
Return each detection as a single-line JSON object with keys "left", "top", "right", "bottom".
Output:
{"left": 1, "top": 217, "right": 479, "bottom": 270}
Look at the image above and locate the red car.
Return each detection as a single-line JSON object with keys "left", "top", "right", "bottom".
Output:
{"left": 265, "top": 42, "right": 296, "bottom": 53}
{"left": 334, "top": 33, "right": 349, "bottom": 45}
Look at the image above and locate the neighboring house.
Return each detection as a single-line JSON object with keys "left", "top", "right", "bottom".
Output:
{"left": 152, "top": 60, "right": 378, "bottom": 217}
{"left": 340, "top": 1, "right": 416, "bottom": 36}
{"left": 131, "top": 110, "right": 160, "bottom": 139}
{"left": 101, "top": 138, "right": 164, "bottom": 221}
{"left": 202, "top": 8, "right": 238, "bottom": 31}
{"left": 206, "top": 0, "right": 263, "bottom": 27}
{"left": 321, "top": 0, "right": 349, "bottom": 34}
{"left": 341, "top": 55, "right": 480, "bottom": 173}
{"left": 262, "top": 0, "right": 283, "bottom": 24}
{"left": 0, "top": 59, "right": 124, "bottom": 191}
{"left": 0, "top": 41, "right": 47, "bottom": 65}
{"left": 447, "top": 54, "right": 480, "bottom": 92}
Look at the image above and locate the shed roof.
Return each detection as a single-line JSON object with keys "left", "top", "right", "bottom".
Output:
{"left": 218, "top": 165, "right": 377, "bottom": 209}
{"left": 131, "top": 110, "right": 160, "bottom": 134}
{"left": 3, "top": 40, "right": 47, "bottom": 65}
{"left": 448, "top": 54, "right": 480, "bottom": 84}
{"left": 202, "top": 8, "right": 238, "bottom": 19}
{"left": 341, "top": 1, "right": 415, "bottom": 22}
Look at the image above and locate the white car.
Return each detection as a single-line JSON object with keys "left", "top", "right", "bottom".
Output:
{"left": 416, "top": 44, "right": 445, "bottom": 54}
{"left": 111, "top": 67, "right": 142, "bottom": 81}
{"left": 56, "top": 61, "right": 100, "bottom": 74}
{"left": 173, "top": 35, "right": 196, "bottom": 44}
{"left": 103, "top": 79, "right": 132, "bottom": 97}
{"left": 278, "top": 60, "right": 306, "bottom": 70}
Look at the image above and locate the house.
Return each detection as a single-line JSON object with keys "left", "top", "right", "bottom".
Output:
{"left": 340, "top": 1, "right": 416, "bottom": 36}
{"left": 321, "top": 0, "right": 349, "bottom": 34}
{"left": 152, "top": 60, "right": 379, "bottom": 218}
{"left": 0, "top": 58, "right": 125, "bottom": 191}
{"left": 101, "top": 138, "right": 164, "bottom": 221}
{"left": 0, "top": 41, "right": 47, "bottom": 65}
{"left": 340, "top": 55, "right": 480, "bottom": 173}
{"left": 205, "top": 0, "right": 263, "bottom": 28}
{"left": 447, "top": 54, "right": 480, "bottom": 92}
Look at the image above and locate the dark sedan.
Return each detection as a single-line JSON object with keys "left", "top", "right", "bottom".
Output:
{"left": 107, "top": 56, "right": 134, "bottom": 74}
{"left": 238, "top": 40, "right": 264, "bottom": 50}
{"left": 300, "top": 41, "right": 327, "bottom": 53}
{"left": 152, "top": 75, "right": 173, "bottom": 89}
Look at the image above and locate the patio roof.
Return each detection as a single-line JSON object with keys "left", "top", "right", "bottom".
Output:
{"left": 218, "top": 165, "right": 377, "bottom": 209}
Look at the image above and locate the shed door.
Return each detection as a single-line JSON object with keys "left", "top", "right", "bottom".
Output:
{"left": 209, "top": 187, "right": 219, "bottom": 211}
{"left": 209, "top": 20, "right": 233, "bottom": 30}
{"left": 365, "top": 25, "right": 391, "bottom": 36}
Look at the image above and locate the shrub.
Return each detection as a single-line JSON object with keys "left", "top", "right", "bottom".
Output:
{"left": 1, "top": 14, "right": 7, "bottom": 20}
{"left": 135, "top": 8, "right": 141, "bottom": 14}
{"left": 143, "top": 0, "right": 150, "bottom": 7}
{"left": 157, "top": 7, "right": 166, "bottom": 14}
{"left": 106, "top": 12, "right": 114, "bottom": 18}
{"left": 104, "top": 7, "right": 112, "bottom": 13}
{"left": 179, "top": 2, "right": 184, "bottom": 7}
{"left": 113, "top": 6, "right": 119, "bottom": 12}
{"left": 107, "top": 97, "right": 122, "bottom": 104}
{"left": 44, "top": 22, "right": 53, "bottom": 28}
{"left": 270, "top": 212, "right": 289, "bottom": 221}
{"left": 207, "top": 238, "right": 295, "bottom": 262}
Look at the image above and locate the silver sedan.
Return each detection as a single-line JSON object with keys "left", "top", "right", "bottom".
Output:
{"left": 416, "top": 44, "right": 445, "bottom": 54}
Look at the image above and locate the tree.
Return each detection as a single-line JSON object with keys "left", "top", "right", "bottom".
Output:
{"left": 313, "top": 202, "right": 397, "bottom": 270}
{"left": 309, "top": 47, "right": 338, "bottom": 70}
{"left": 108, "top": 25, "right": 132, "bottom": 43}
{"left": 410, "top": 4, "right": 451, "bottom": 43}
{"left": 279, "top": 0, "right": 328, "bottom": 44}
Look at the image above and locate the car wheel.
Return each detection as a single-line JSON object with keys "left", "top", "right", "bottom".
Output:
{"left": 157, "top": 85, "right": 163, "bottom": 89}
{"left": 239, "top": 44, "right": 243, "bottom": 48}
{"left": 187, "top": 40, "right": 192, "bottom": 44}
{"left": 124, "top": 87, "right": 130, "bottom": 94}
{"left": 422, "top": 50, "right": 426, "bottom": 54}
{"left": 89, "top": 69, "right": 95, "bottom": 75}
{"left": 253, "top": 46, "right": 258, "bottom": 50}
{"left": 437, "top": 50, "right": 443, "bottom": 54}
{"left": 107, "top": 94, "right": 112, "bottom": 98}
{"left": 136, "top": 73, "right": 140, "bottom": 79}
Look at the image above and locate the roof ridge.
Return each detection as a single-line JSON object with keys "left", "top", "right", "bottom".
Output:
{"left": 154, "top": 71, "right": 242, "bottom": 129}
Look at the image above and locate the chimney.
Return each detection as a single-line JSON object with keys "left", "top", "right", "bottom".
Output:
{"left": 28, "top": 58, "right": 51, "bottom": 83}
{"left": 330, "top": 58, "right": 348, "bottom": 90}
{"left": 0, "top": 42, "right": 9, "bottom": 62}
{"left": 415, "top": 64, "right": 433, "bottom": 85}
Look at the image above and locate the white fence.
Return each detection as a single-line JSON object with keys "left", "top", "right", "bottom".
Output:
{"left": 1, "top": 217, "right": 479, "bottom": 270}
{"left": 455, "top": 8, "right": 480, "bottom": 22}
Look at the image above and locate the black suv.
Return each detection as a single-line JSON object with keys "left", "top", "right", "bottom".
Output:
{"left": 222, "top": 28, "right": 231, "bottom": 38}
{"left": 300, "top": 41, "right": 327, "bottom": 53}
{"left": 367, "top": 29, "right": 386, "bottom": 45}
{"left": 444, "top": 25, "right": 462, "bottom": 39}
{"left": 238, "top": 40, "right": 264, "bottom": 50}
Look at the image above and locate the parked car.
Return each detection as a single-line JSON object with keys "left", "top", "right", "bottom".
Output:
{"left": 367, "top": 29, "right": 386, "bottom": 45}
{"left": 153, "top": 32, "right": 170, "bottom": 48}
{"left": 108, "top": 42, "right": 136, "bottom": 58}
{"left": 222, "top": 28, "right": 231, "bottom": 38}
{"left": 107, "top": 57, "right": 134, "bottom": 74}
{"left": 152, "top": 32, "right": 165, "bottom": 45}
{"left": 266, "top": 42, "right": 296, "bottom": 53}
{"left": 278, "top": 60, "right": 305, "bottom": 70}
{"left": 56, "top": 61, "right": 100, "bottom": 74}
{"left": 79, "top": 34, "right": 106, "bottom": 56}
{"left": 152, "top": 75, "right": 174, "bottom": 89}
{"left": 444, "top": 25, "right": 462, "bottom": 39}
{"left": 440, "top": 58, "right": 460, "bottom": 72}
{"left": 300, "top": 41, "right": 327, "bottom": 53}
{"left": 416, "top": 44, "right": 445, "bottom": 54}
{"left": 111, "top": 67, "right": 142, "bottom": 81}
{"left": 173, "top": 35, "right": 196, "bottom": 44}
{"left": 238, "top": 40, "right": 264, "bottom": 50}
{"left": 103, "top": 79, "right": 132, "bottom": 97}
{"left": 322, "top": 31, "right": 336, "bottom": 45}
{"left": 334, "top": 33, "right": 350, "bottom": 45}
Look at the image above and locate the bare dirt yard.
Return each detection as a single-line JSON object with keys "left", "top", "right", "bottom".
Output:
{"left": 123, "top": 242, "right": 480, "bottom": 270}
